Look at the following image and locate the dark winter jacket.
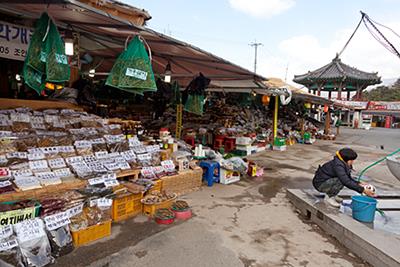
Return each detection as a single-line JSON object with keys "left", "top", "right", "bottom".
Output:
{"left": 313, "top": 156, "right": 364, "bottom": 193}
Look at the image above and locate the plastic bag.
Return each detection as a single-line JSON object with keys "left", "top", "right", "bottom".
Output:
{"left": 0, "top": 226, "right": 24, "bottom": 267}
{"left": 14, "top": 219, "right": 54, "bottom": 267}
{"left": 46, "top": 225, "right": 73, "bottom": 258}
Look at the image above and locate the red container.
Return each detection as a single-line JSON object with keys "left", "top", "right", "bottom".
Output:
{"left": 173, "top": 209, "right": 192, "bottom": 220}
{"left": 155, "top": 217, "right": 175, "bottom": 225}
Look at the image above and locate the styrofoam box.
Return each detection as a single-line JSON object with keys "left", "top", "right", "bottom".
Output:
{"left": 235, "top": 137, "right": 252, "bottom": 146}
{"left": 220, "top": 169, "right": 240, "bottom": 185}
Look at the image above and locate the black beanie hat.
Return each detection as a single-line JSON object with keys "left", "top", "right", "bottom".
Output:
{"left": 338, "top": 148, "right": 358, "bottom": 162}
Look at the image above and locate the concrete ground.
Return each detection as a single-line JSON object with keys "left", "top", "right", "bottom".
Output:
{"left": 53, "top": 128, "right": 400, "bottom": 267}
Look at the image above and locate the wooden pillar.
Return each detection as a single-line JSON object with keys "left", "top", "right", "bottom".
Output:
{"left": 317, "top": 88, "right": 321, "bottom": 96}
{"left": 328, "top": 91, "right": 332, "bottom": 100}
{"left": 337, "top": 84, "right": 342, "bottom": 100}
{"left": 308, "top": 88, "right": 311, "bottom": 94}
{"left": 324, "top": 109, "right": 331, "bottom": 134}
{"left": 313, "top": 90, "right": 316, "bottom": 95}
{"left": 347, "top": 91, "right": 351, "bottom": 101}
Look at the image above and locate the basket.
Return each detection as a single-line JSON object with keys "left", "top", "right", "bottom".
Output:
{"left": 71, "top": 220, "right": 112, "bottom": 247}
{"left": 112, "top": 192, "right": 143, "bottom": 222}
{"left": 141, "top": 195, "right": 176, "bottom": 217}
{"left": 147, "top": 179, "right": 163, "bottom": 194}
{"left": 161, "top": 169, "right": 202, "bottom": 196}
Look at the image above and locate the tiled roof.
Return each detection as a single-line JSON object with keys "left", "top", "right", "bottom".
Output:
{"left": 293, "top": 56, "right": 381, "bottom": 86}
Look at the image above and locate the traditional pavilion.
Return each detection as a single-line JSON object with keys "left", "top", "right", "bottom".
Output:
{"left": 293, "top": 55, "right": 381, "bottom": 100}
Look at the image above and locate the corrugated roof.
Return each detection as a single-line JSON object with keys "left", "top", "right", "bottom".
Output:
{"left": 293, "top": 56, "right": 381, "bottom": 87}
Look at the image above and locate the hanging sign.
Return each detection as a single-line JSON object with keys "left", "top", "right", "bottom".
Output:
{"left": 0, "top": 21, "right": 33, "bottom": 61}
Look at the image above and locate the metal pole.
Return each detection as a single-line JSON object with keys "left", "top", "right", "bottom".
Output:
{"left": 249, "top": 41, "right": 263, "bottom": 74}
{"left": 273, "top": 95, "right": 279, "bottom": 140}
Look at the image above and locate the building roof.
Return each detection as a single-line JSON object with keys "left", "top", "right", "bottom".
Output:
{"left": 293, "top": 55, "right": 381, "bottom": 90}
{"left": 0, "top": 0, "right": 280, "bottom": 93}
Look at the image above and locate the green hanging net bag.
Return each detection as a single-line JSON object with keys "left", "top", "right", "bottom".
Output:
{"left": 106, "top": 36, "right": 157, "bottom": 95}
{"left": 184, "top": 94, "right": 205, "bottom": 116}
{"left": 23, "top": 12, "right": 70, "bottom": 94}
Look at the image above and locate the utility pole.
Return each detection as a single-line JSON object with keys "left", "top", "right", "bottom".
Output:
{"left": 249, "top": 41, "right": 263, "bottom": 74}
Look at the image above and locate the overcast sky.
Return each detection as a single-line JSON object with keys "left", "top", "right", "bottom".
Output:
{"left": 130, "top": 0, "right": 400, "bottom": 85}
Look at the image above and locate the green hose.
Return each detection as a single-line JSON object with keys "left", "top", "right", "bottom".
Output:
{"left": 357, "top": 148, "right": 400, "bottom": 182}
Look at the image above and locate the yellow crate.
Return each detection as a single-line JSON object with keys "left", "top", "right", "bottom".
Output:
{"left": 148, "top": 179, "right": 163, "bottom": 194}
{"left": 142, "top": 196, "right": 176, "bottom": 217}
{"left": 71, "top": 220, "right": 112, "bottom": 247}
{"left": 112, "top": 192, "right": 143, "bottom": 222}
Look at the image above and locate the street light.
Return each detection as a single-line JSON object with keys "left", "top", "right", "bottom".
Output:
{"left": 64, "top": 38, "right": 74, "bottom": 56}
{"left": 89, "top": 69, "right": 95, "bottom": 78}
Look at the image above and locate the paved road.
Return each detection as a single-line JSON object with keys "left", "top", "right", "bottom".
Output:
{"left": 54, "top": 138, "right": 392, "bottom": 267}
{"left": 338, "top": 127, "right": 400, "bottom": 152}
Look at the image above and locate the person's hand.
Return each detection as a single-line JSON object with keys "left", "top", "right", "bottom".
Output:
{"left": 363, "top": 188, "right": 376, "bottom": 197}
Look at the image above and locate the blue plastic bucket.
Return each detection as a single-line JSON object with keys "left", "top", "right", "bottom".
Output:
{"left": 351, "top": 195, "right": 377, "bottom": 223}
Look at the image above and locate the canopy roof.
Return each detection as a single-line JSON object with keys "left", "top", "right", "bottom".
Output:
{"left": 293, "top": 56, "right": 381, "bottom": 91}
{"left": 0, "top": 0, "right": 273, "bottom": 92}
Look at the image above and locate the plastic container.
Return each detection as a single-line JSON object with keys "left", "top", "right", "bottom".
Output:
{"left": 148, "top": 180, "right": 163, "bottom": 194}
{"left": 351, "top": 195, "right": 377, "bottom": 223}
{"left": 142, "top": 196, "right": 176, "bottom": 217}
{"left": 112, "top": 192, "right": 143, "bottom": 222}
{"left": 155, "top": 217, "right": 174, "bottom": 225}
{"left": 71, "top": 220, "right": 112, "bottom": 247}
{"left": 173, "top": 209, "right": 192, "bottom": 220}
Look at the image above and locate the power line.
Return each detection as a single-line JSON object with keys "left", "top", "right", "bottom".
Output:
{"left": 249, "top": 41, "right": 263, "bottom": 74}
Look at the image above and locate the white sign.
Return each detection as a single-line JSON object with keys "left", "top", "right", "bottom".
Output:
{"left": 0, "top": 225, "right": 13, "bottom": 240}
{"left": 14, "top": 219, "right": 45, "bottom": 243}
{"left": 44, "top": 211, "right": 70, "bottom": 231}
{"left": 0, "top": 238, "right": 18, "bottom": 251}
{"left": 0, "top": 180, "right": 12, "bottom": 188}
{"left": 65, "top": 203, "right": 83, "bottom": 218}
{"left": 125, "top": 67, "right": 148, "bottom": 80}
{"left": 96, "top": 198, "right": 113, "bottom": 208}
{"left": 161, "top": 160, "right": 175, "bottom": 172}
{"left": 104, "top": 178, "right": 119, "bottom": 188}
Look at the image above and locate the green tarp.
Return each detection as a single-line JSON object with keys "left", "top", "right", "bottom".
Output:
{"left": 23, "top": 12, "right": 70, "bottom": 94}
{"left": 106, "top": 36, "right": 157, "bottom": 95}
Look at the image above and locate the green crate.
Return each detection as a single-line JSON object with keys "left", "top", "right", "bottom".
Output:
{"left": 274, "top": 138, "right": 286, "bottom": 146}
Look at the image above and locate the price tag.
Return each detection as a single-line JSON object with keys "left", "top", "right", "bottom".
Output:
{"left": 104, "top": 163, "right": 120, "bottom": 171}
{"left": 31, "top": 116, "right": 44, "bottom": 124}
{"left": 121, "top": 150, "right": 136, "bottom": 162}
{"left": 14, "top": 219, "right": 45, "bottom": 243}
{"left": 29, "top": 160, "right": 48, "bottom": 170}
{"left": 0, "top": 168, "right": 10, "bottom": 177}
{"left": 48, "top": 158, "right": 66, "bottom": 169}
{"left": 93, "top": 152, "right": 108, "bottom": 161}
{"left": 0, "top": 181, "right": 12, "bottom": 188}
{"left": 119, "top": 161, "right": 131, "bottom": 170}
{"left": 44, "top": 115, "right": 58, "bottom": 124}
{"left": 97, "top": 197, "right": 113, "bottom": 207}
{"left": 101, "top": 173, "right": 117, "bottom": 180}
{"left": 88, "top": 163, "right": 107, "bottom": 173}
{"left": 0, "top": 225, "right": 13, "bottom": 240}
{"left": 6, "top": 152, "right": 27, "bottom": 159}
{"left": 137, "top": 153, "right": 151, "bottom": 162}
{"left": 0, "top": 131, "right": 12, "bottom": 137}
{"left": 14, "top": 176, "right": 41, "bottom": 190}
{"left": 88, "top": 177, "right": 105, "bottom": 185}
{"left": 12, "top": 169, "right": 33, "bottom": 178}
{"left": 44, "top": 212, "right": 70, "bottom": 231}
{"left": 58, "top": 146, "right": 75, "bottom": 154}
{"left": 9, "top": 162, "right": 29, "bottom": 170}
{"left": 128, "top": 136, "right": 141, "bottom": 147}
{"left": 153, "top": 166, "right": 165, "bottom": 174}
{"left": 65, "top": 156, "right": 83, "bottom": 165}
{"left": 161, "top": 160, "right": 175, "bottom": 172}
{"left": 108, "top": 124, "right": 121, "bottom": 130}
{"left": 74, "top": 140, "right": 92, "bottom": 149}
{"left": 107, "top": 152, "right": 120, "bottom": 159}
{"left": 53, "top": 168, "right": 72, "bottom": 178}
{"left": 146, "top": 145, "right": 160, "bottom": 153}
{"left": 90, "top": 138, "right": 106, "bottom": 144}
{"left": 131, "top": 145, "right": 147, "bottom": 154}
{"left": 83, "top": 155, "right": 97, "bottom": 163}
{"left": 104, "top": 178, "right": 119, "bottom": 187}
{"left": 28, "top": 152, "right": 45, "bottom": 161}
{"left": 66, "top": 203, "right": 83, "bottom": 218}
{"left": 141, "top": 167, "right": 155, "bottom": 178}
{"left": 40, "top": 146, "right": 59, "bottom": 155}
{"left": 0, "top": 238, "right": 18, "bottom": 251}
{"left": 30, "top": 122, "right": 46, "bottom": 129}
{"left": 11, "top": 113, "right": 30, "bottom": 123}
{"left": 104, "top": 134, "right": 125, "bottom": 143}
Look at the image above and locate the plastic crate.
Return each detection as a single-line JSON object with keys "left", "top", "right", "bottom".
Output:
{"left": 148, "top": 179, "right": 163, "bottom": 194}
{"left": 71, "top": 220, "right": 112, "bottom": 247}
{"left": 112, "top": 192, "right": 143, "bottom": 222}
{"left": 142, "top": 196, "right": 176, "bottom": 217}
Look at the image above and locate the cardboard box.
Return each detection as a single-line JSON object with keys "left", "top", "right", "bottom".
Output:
{"left": 220, "top": 169, "right": 240, "bottom": 184}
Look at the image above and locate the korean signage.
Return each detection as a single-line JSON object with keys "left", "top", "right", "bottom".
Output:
{"left": 0, "top": 21, "right": 33, "bottom": 61}
{"left": 367, "top": 101, "right": 400, "bottom": 111}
